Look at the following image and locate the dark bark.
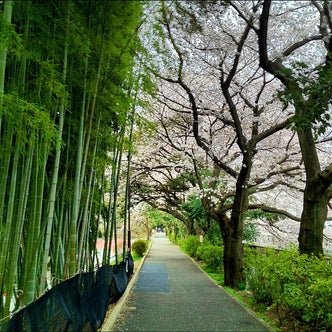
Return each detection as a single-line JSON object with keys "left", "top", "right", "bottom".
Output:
{"left": 217, "top": 207, "right": 245, "bottom": 289}
{"left": 215, "top": 151, "right": 252, "bottom": 288}
{"left": 226, "top": 153, "right": 251, "bottom": 287}
{"left": 297, "top": 129, "right": 328, "bottom": 255}
{"left": 298, "top": 184, "right": 328, "bottom": 255}
{"left": 297, "top": 131, "right": 332, "bottom": 254}
{"left": 185, "top": 219, "right": 196, "bottom": 235}
{"left": 223, "top": 231, "right": 245, "bottom": 288}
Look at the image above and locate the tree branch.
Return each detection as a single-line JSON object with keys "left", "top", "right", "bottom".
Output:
{"left": 248, "top": 204, "right": 301, "bottom": 221}
{"left": 283, "top": 34, "right": 322, "bottom": 57}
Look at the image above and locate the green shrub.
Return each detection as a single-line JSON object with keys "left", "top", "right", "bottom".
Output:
{"left": 244, "top": 247, "right": 332, "bottom": 330}
{"left": 168, "top": 233, "right": 176, "bottom": 244}
{"left": 196, "top": 244, "right": 223, "bottom": 269}
{"left": 168, "top": 232, "right": 184, "bottom": 245}
{"left": 181, "top": 235, "right": 201, "bottom": 258}
{"left": 304, "top": 277, "right": 332, "bottom": 328}
{"left": 131, "top": 240, "right": 149, "bottom": 257}
{"left": 244, "top": 247, "right": 276, "bottom": 305}
{"left": 203, "top": 222, "right": 222, "bottom": 245}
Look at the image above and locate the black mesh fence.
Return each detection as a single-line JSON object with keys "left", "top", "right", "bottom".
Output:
{"left": 2, "top": 254, "right": 133, "bottom": 332}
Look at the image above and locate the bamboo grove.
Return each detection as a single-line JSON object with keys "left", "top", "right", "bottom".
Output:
{"left": 0, "top": 0, "right": 144, "bottom": 320}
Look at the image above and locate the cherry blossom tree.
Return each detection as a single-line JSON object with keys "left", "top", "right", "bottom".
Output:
{"left": 256, "top": 0, "right": 332, "bottom": 255}
{"left": 138, "top": 1, "right": 307, "bottom": 287}
{"left": 223, "top": 0, "right": 332, "bottom": 255}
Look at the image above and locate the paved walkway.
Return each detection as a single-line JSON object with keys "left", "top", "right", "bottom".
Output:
{"left": 106, "top": 233, "right": 272, "bottom": 331}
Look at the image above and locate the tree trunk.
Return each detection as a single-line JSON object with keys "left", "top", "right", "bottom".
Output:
{"left": 216, "top": 196, "right": 246, "bottom": 290}
{"left": 297, "top": 129, "right": 330, "bottom": 255}
{"left": 223, "top": 154, "right": 252, "bottom": 288}
{"left": 185, "top": 220, "right": 196, "bottom": 235}
{"left": 223, "top": 197, "right": 247, "bottom": 287}
{"left": 223, "top": 226, "right": 245, "bottom": 288}
{"left": 298, "top": 185, "right": 327, "bottom": 255}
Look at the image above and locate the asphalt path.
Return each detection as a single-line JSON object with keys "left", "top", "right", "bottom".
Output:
{"left": 107, "top": 233, "right": 272, "bottom": 331}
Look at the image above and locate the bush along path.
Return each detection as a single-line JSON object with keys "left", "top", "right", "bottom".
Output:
{"left": 109, "top": 233, "right": 272, "bottom": 331}
{"left": 244, "top": 247, "right": 332, "bottom": 331}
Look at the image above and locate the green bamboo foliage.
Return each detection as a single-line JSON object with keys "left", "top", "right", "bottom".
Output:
{"left": 66, "top": 42, "right": 103, "bottom": 277}
{"left": 0, "top": 0, "right": 144, "bottom": 321}
{"left": 0, "top": 96, "right": 55, "bottom": 318}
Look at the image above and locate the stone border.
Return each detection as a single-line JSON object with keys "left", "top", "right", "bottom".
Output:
{"left": 186, "top": 253, "right": 275, "bottom": 332}
{"left": 100, "top": 240, "right": 153, "bottom": 331}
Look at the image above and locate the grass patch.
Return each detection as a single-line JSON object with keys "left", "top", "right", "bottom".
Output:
{"left": 131, "top": 251, "right": 144, "bottom": 262}
{"left": 202, "top": 265, "right": 224, "bottom": 285}
{"left": 131, "top": 250, "right": 144, "bottom": 273}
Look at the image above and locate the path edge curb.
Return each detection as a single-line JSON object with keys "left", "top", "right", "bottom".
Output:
{"left": 100, "top": 239, "right": 153, "bottom": 331}
{"left": 186, "top": 252, "right": 275, "bottom": 332}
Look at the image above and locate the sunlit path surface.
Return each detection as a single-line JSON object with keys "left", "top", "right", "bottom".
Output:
{"left": 109, "top": 233, "right": 271, "bottom": 331}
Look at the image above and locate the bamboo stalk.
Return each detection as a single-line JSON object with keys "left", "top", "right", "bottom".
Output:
{"left": 40, "top": 36, "right": 67, "bottom": 288}
{"left": 0, "top": 0, "right": 13, "bottom": 95}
